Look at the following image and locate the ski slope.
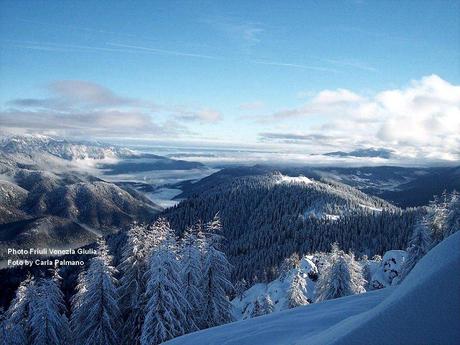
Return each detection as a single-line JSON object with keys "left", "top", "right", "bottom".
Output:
{"left": 164, "top": 231, "right": 460, "bottom": 345}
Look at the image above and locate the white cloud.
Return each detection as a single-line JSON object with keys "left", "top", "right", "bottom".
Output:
{"left": 263, "top": 75, "right": 460, "bottom": 161}
{"left": 0, "top": 109, "right": 184, "bottom": 138}
{"left": 314, "top": 89, "right": 364, "bottom": 104}
{"left": 239, "top": 101, "right": 265, "bottom": 111}
{"left": 9, "top": 80, "right": 142, "bottom": 109}
{"left": 173, "top": 107, "right": 222, "bottom": 123}
{"left": 196, "top": 109, "right": 222, "bottom": 123}
{"left": 272, "top": 88, "right": 366, "bottom": 119}
{"left": 1, "top": 80, "right": 221, "bottom": 138}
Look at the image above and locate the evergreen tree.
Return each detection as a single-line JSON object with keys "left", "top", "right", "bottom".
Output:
{"left": 5, "top": 275, "right": 35, "bottom": 343}
{"left": 29, "top": 272, "right": 71, "bottom": 345}
{"left": 179, "top": 226, "right": 203, "bottom": 332}
{"left": 250, "top": 294, "right": 275, "bottom": 317}
{"left": 279, "top": 253, "right": 300, "bottom": 281}
{"left": 445, "top": 191, "right": 460, "bottom": 238}
{"left": 1, "top": 306, "right": 28, "bottom": 345}
{"left": 71, "top": 238, "right": 121, "bottom": 345}
{"left": 315, "top": 244, "right": 366, "bottom": 302}
{"left": 117, "top": 223, "right": 156, "bottom": 345}
{"left": 399, "top": 218, "right": 432, "bottom": 282}
{"left": 360, "top": 255, "right": 374, "bottom": 290}
{"left": 250, "top": 299, "right": 263, "bottom": 318}
{"left": 0, "top": 308, "right": 5, "bottom": 344}
{"left": 201, "top": 215, "right": 234, "bottom": 328}
{"left": 428, "top": 191, "right": 449, "bottom": 243}
{"left": 287, "top": 271, "right": 309, "bottom": 308}
{"left": 260, "top": 294, "right": 275, "bottom": 315}
{"left": 234, "top": 279, "right": 248, "bottom": 301}
{"left": 140, "top": 223, "right": 189, "bottom": 345}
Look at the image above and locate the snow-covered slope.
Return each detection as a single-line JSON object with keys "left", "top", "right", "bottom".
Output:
{"left": 165, "top": 288, "right": 393, "bottom": 345}
{"left": 0, "top": 133, "right": 205, "bottom": 174}
{"left": 232, "top": 257, "right": 317, "bottom": 320}
{"left": 309, "top": 231, "right": 460, "bottom": 345}
{"left": 164, "top": 232, "right": 460, "bottom": 345}
{"left": 0, "top": 134, "right": 134, "bottom": 161}
{"left": 233, "top": 250, "right": 407, "bottom": 321}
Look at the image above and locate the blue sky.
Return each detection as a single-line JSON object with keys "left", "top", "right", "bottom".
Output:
{"left": 1, "top": 0, "right": 459, "bottom": 162}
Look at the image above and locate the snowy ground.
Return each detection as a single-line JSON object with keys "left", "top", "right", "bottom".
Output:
{"left": 166, "top": 289, "right": 392, "bottom": 345}
{"left": 165, "top": 232, "right": 460, "bottom": 345}
{"left": 275, "top": 174, "right": 314, "bottom": 185}
{"left": 232, "top": 257, "right": 317, "bottom": 320}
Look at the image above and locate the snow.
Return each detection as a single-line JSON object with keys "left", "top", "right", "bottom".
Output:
{"left": 232, "top": 257, "right": 317, "bottom": 320}
{"left": 164, "top": 232, "right": 460, "bottom": 345}
{"left": 276, "top": 174, "right": 314, "bottom": 185}
{"left": 308, "top": 231, "right": 460, "bottom": 345}
{"left": 301, "top": 208, "right": 340, "bottom": 222}
{"left": 165, "top": 289, "right": 392, "bottom": 345}
{"left": 368, "top": 250, "right": 406, "bottom": 289}
{"left": 359, "top": 204, "right": 383, "bottom": 212}
{"left": 325, "top": 214, "right": 340, "bottom": 221}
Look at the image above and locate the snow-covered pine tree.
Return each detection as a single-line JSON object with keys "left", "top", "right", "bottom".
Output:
{"left": 0, "top": 316, "right": 26, "bottom": 345}
{"left": 29, "top": 271, "right": 71, "bottom": 345}
{"left": 0, "top": 307, "right": 26, "bottom": 345}
{"left": 201, "top": 215, "right": 234, "bottom": 328}
{"left": 189, "top": 220, "right": 207, "bottom": 252}
{"left": 399, "top": 217, "right": 432, "bottom": 282}
{"left": 234, "top": 279, "right": 248, "bottom": 301}
{"left": 117, "top": 223, "right": 158, "bottom": 345}
{"left": 279, "top": 253, "right": 300, "bottom": 281}
{"left": 445, "top": 191, "right": 460, "bottom": 238}
{"left": 71, "top": 238, "right": 121, "bottom": 345}
{"left": 360, "top": 255, "right": 374, "bottom": 290}
{"left": 315, "top": 244, "right": 366, "bottom": 302}
{"left": 179, "top": 226, "right": 203, "bottom": 332}
{"left": 0, "top": 308, "right": 5, "bottom": 344}
{"left": 261, "top": 294, "right": 275, "bottom": 315}
{"left": 428, "top": 191, "right": 449, "bottom": 243}
{"left": 250, "top": 299, "right": 263, "bottom": 318}
{"left": 140, "top": 221, "right": 190, "bottom": 345}
{"left": 287, "top": 271, "right": 309, "bottom": 308}
{"left": 0, "top": 306, "right": 26, "bottom": 345}
{"left": 4, "top": 275, "right": 35, "bottom": 344}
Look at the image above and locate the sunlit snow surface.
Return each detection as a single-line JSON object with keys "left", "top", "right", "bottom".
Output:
{"left": 165, "top": 232, "right": 460, "bottom": 345}
{"left": 231, "top": 257, "right": 317, "bottom": 320}
{"left": 275, "top": 174, "right": 314, "bottom": 185}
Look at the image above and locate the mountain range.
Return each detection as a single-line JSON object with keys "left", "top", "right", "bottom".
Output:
{"left": 173, "top": 164, "right": 460, "bottom": 207}
{"left": 0, "top": 135, "right": 167, "bottom": 261}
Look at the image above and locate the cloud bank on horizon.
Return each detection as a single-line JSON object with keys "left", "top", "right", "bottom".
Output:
{"left": 259, "top": 75, "right": 460, "bottom": 162}
{"left": 1, "top": 75, "right": 459, "bottom": 165}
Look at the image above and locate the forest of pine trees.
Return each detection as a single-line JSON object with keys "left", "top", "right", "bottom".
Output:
{"left": 162, "top": 173, "right": 420, "bottom": 283}
{"left": 0, "top": 216, "right": 234, "bottom": 345}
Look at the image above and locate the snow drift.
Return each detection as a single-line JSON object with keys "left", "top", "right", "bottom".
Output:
{"left": 164, "top": 231, "right": 460, "bottom": 345}
{"left": 309, "top": 230, "right": 460, "bottom": 345}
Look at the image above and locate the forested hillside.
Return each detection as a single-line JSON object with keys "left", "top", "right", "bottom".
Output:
{"left": 163, "top": 172, "right": 419, "bottom": 282}
{"left": 0, "top": 137, "right": 163, "bottom": 261}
